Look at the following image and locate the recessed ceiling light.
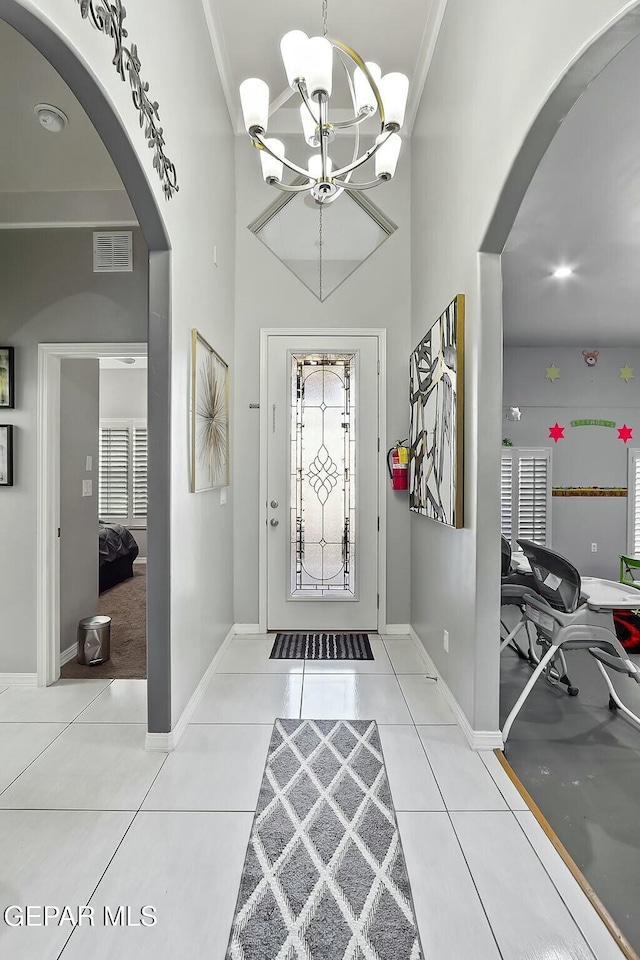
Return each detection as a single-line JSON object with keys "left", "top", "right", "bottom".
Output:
{"left": 34, "top": 103, "right": 69, "bottom": 133}
{"left": 553, "top": 266, "right": 573, "bottom": 279}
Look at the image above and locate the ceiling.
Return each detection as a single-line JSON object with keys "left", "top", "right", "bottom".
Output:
{"left": 204, "top": 0, "right": 446, "bottom": 134}
{"left": 503, "top": 35, "right": 640, "bottom": 346}
{"left": 0, "top": 18, "right": 124, "bottom": 194}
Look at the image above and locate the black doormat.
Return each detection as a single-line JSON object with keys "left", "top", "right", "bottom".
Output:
{"left": 270, "top": 633, "right": 373, "bottom": 660}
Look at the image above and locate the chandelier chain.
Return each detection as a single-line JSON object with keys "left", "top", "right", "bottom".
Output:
{"left": 322, "top": 0, "right": 328, "bottom": 37}
{"left": 319, "top": 204, "right": 324, "bottom": 301}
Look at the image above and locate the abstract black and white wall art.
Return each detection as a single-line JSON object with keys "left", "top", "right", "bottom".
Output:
{"left": 409, "top": 295, "right": 465, "bottom": 528}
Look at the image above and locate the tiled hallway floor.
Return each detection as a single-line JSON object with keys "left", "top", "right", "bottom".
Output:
{"left": 0, "top": 636, "right": 626, "bottom": 960}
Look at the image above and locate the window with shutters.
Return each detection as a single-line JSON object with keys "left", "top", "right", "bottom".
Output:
{"left": 500, "top": 448, "right": 551, "bottom": 551}
{"left": 627, "top": 449, "right": 640, "bottom": 555}
{"left": 99, "top": 419, "right": 147, "bottom": 527}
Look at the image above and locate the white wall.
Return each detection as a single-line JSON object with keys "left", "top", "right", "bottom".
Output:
{"left": 99, "top": 367, "right": 147, "bottom": 420}
{"left": 0, "top": 227, "right": 147, "bottom": 673}
{"left": 232, "top": 138, "right": 412, "bottom": 627}
{"left": 99, "top": 366, "right": 148, "bottom": 560}
{"left": 504, "top": 346, "right": 640, "bottom": 579}
{"left": 59, "top": 359, "right": 99, "bottom": 653}
{"left": 6, "top": 0, "right": 237, "bottom": 724}
{"left": 410, "top": 0, "right": 636, "bottom": 732}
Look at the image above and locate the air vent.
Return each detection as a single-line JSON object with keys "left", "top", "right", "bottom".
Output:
{"left": 93, "top": 231, "right": 133, "bottom": 273}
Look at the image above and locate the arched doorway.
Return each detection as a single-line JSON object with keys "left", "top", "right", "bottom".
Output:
{"left": 0, "top": 0, "right": 172, "bottom": 734}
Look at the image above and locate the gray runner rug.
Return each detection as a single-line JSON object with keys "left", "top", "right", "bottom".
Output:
{"left": 226, "top": 719, "right": 423, "bottom": 960}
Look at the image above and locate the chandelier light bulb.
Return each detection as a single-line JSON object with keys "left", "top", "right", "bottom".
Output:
{"left": 239, "top": 78, "right": 270, "bottom": 136}
{"left": 280, "top": 31, "right": 309, "bottom": 89}
{"left": 308, "top": 154, "right": 333, "bottom": 180}
{"left": 300, "top": 103, "right": 320, "bottom": 147}
{"left": 353, "top": 62, "right": 382, "bottom": 115}
{"left": 260, "top": 139, "right": 285, "bottom": 183}
{"left": 379, "top": 72, "right": 409, "bottom": 130}
{"left": 305, "top": 37, "right": 334, "bottom": 100}
{"left": 374, "top": 133, "right": 402, "bottom": 180}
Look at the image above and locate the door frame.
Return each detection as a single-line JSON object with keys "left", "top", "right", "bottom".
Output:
{"left": 258, "top": 328, "right": 387, "bottom": 634}
{"left": 37, "top": 341, "right": 147, "bottom": 686}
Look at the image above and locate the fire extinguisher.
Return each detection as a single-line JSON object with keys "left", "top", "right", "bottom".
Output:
{"left": 387, "top": 440, "right": 409, "bottom": 491}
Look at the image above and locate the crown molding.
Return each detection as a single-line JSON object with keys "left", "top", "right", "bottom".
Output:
{"left": 200, "top": 0, "right": 238, "bottom": 133}
{"left": 405, "top": 0, "right": 449, "bottom": 135}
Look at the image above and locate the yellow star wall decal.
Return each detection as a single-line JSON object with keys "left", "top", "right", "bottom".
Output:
{"left": 620, "top": 365, "right": 634, "bottom": 383}
{"left": 545, "top": 364, "right": 561, "bottom": 382}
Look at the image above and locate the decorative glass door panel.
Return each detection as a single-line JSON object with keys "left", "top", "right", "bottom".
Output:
{"left": 266, "top": 334, "right": 379, "bottom": 632}
{"left": 291, "top": 355, "right": 356, "bottom": 598}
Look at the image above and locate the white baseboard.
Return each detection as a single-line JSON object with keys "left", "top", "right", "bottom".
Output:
{"left": 384, "top": 624, "right": 412, "bottom": 636}
{"left": 60, "top": 644, "right": 77, "bottom": 666}
{"left": 408, "top": 627, "right": 504, "bottom": 751}
{"left": 234, "top": 623, "right": 261, "bottom": 635}
{"left": 145, "top": 624, "right": 235, "bottom": 752}
{"left": 0, "top": 673, "right": 37, "bottom": 685}
{"left": 133, "top": 557, "right": 147, "bottom": 566}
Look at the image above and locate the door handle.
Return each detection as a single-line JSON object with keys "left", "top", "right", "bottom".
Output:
{"left": 270, "top": 518, "right": 279, "bottom": 527}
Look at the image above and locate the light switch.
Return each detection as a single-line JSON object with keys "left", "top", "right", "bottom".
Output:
{"left": 220, "top": 487, "right": 227, "bottom": 505}
{"left": 86, "top": 456, "right": 93, "bottom": 471}
{"left": 82, "top": 479, "right": 93, "bottom": 498}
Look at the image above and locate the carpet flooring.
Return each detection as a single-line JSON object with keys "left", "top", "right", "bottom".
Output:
{"left": 271, "top": 634, "right": 373, "bottom": 660}
{"left": 226, "top": 719, "right": 423, "bottom": 960}
{"left": 61, "top": 566, "right": 147, "bottom": 680}
{"left": 501, "top": 645, "right": 640, "bottom": 955}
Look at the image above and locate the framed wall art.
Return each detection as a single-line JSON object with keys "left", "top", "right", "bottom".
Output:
{"left": 409, "top": 294, "right": 465, "bottom": 528}
{"left": 0, "top": 347, "right": 14, "bottom": 408}
{"left": 0, "top": 425, "right": 14, "bottom": 486}
{"left": 191, "top": 329, "right": 229, "bottom": 492}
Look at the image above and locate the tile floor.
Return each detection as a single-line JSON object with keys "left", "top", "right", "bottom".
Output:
{"left": 0, "top": 635, "right": 626, "bottom": 960}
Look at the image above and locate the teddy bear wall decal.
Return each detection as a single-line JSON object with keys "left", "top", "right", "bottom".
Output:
{"left": 583, "top": 350, "right": 599, "bottom": 366}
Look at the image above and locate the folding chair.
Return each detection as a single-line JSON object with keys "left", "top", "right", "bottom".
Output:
{"left": 500, "top": 536, "right": 576, "bottom": 691}
{"left": 502, "top": 540, "right": 640, "bottom": 741}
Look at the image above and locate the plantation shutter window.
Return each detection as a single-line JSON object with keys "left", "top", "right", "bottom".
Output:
{"left": 99, "top": 419, "right": 148, "bottom": 527}
{"left": 99, "top": 426, "right": 130, "bottom": 521}
{"left": 627, "top": 449, "right": 640, "bottom": 555}
{"left": 500, "top": 448, "right": 551, "bottom": 551}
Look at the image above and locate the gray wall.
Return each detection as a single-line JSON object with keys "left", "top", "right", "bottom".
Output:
{"left": 503, "top": 346, "right": 640, "bottom": 579}
{"left": 233, "top": 139, "right": 412, "bottom": 627}
{"left": 99, "top": 366, "right": 148, "bottom": 560}
{"left": 59, "top": 359, "right": 99, "bottom": 653}
{"left": 0, "top": 227, "right": 148, "bottom": 673}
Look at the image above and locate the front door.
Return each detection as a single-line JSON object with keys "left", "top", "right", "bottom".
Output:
{"left": 266, "top": 334, "right": 380, "bottom": 631}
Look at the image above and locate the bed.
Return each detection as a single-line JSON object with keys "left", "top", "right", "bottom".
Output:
{"left": 99, "top": 523, "right": 139, "bottom": 593}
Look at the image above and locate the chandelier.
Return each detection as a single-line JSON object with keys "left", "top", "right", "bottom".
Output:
{"left": 238, "top": 1, "right": 409, "bottom": 205}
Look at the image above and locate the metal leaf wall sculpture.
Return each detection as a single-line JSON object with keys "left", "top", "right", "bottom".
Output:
{"left": 75, "top": 0, "right": 179, "bottom": 199}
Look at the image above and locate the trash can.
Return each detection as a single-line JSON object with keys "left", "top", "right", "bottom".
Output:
{"left": 77, "top": 615, "right": 111, "bottom": 665}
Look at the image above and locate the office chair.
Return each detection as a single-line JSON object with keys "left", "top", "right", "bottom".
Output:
{"left": 500, "top": 536, "right": 576, "bottom": 692}
{"left": 502, "top": 539, "right": 640, "bottom": 742}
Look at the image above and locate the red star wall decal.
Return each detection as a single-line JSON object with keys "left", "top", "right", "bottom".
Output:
{"left": 618, "top": 424, "right": 633, "bottom": 443}
{"left": 549, "top": 423, "right": 565, "bottom": 443}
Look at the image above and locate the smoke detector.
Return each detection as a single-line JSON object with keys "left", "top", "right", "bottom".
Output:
{"left": 34, "top": 103, "right": 69, "bottom": 133}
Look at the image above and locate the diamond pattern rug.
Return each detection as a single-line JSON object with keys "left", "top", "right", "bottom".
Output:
{"left": 226, "top": 719, "right": 423, "bottom": 960}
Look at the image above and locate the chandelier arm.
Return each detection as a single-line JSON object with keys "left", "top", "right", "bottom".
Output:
{"left": 335, "top": 177, "right": 387, "bottom": 191}
{"left": 331, "top": 129, "right": 394, "bottom": 179}
{"left": 341, "top": 52, "right": 360, "bottom": 185}
{"left": 251, "top": 132, "right": 312, "bottom": 180}
{"left": 319, "top": 96, "right": 329, "bottom": 181}
{"left": 329, "top": 38, "right": 386, "bottom": 132}
{"left": 331, "top": 49, "right": 375, "bottom": 131}
{"left": 269, "top": 85, "right": 296, "bottom": 117}
{"left": 297, "top": 82, "right": 319, "bottom": 125}
{"left": 267, "top": 180, "right": 316, "bottom": 193}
